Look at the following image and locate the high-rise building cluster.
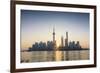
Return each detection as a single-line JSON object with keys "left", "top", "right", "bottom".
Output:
{"left": 28, "top": 41, "right": 54, "bottom": 51}
{"left": 28, "top": 27, "right": 81, "bottom": 51}
{"left": 60, "top": 31, "right": 81, "bottom": 49}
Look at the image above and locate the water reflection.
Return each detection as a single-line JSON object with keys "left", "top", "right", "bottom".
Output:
{"left": 21, "top": 50, "right": 89, "bottom": 63}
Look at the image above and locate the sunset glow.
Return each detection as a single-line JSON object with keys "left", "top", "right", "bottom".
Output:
{"left": 21, "top": 10, "right": 90, "bottom": 50}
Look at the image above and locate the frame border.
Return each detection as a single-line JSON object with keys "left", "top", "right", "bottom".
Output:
{"left": 10, "top": 1, "right": 97, "bottom": 73}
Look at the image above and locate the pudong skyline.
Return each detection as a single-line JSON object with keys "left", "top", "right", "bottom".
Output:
{"left": 21, "top": 10, "right": 89, "bottom": 50}
{"left": 28, "top": 27, "right": 81, "bottom": 51}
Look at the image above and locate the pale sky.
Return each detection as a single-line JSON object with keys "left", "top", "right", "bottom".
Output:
{"left": 21, "top": 10, "right": 90, "bottom": 49}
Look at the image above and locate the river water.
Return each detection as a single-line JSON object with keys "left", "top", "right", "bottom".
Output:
{"left": 21, "top": 50, "right": 89, "bottom": 63}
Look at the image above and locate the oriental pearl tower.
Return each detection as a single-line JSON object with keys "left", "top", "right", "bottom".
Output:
{"left": 53, "top": 27, "right": 56, "bottom": 50}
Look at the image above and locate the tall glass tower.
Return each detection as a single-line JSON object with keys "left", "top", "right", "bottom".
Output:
{"left": 61, "top": 36, "right": 64, "bottom": 47}
{"left": 65, "top": 32, "right": 68, "bottom": 47}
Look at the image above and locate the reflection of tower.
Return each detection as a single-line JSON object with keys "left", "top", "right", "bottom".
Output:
{"left": 65, "top": 32, "right": 68, "bottom": 47}
{"left": 53, "top": 27, "right": 56, "bottom": 49}
{"left": 61, "top": 36, "right": 64, "bottom": 47}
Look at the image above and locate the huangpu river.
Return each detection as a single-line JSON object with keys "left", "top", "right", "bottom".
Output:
{"left": 21, "top": 50, "right": 89, "bottom": 63}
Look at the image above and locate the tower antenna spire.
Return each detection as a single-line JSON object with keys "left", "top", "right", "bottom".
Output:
{"left": 53, "top": 25, "right": 55, "bottom": 33}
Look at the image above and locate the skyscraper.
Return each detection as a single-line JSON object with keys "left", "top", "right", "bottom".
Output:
{"left": 61, "top": 36, "right": 64, "bottom": 47}
{"left": 65, "top": 32, "right": 68, "bottom": 47}
{"left": 53, "top": 27, "right": 56, "bottom": 49}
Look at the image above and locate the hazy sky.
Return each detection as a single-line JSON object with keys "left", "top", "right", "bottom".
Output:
{"left": 21, "top": 10, "right": 90, "bottom": 49}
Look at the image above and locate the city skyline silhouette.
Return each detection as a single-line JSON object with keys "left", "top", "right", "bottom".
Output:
{"left": 28, "top": 27, "right": 82, "bottom": 51}
{"left": 21, "top": 10, "right": 89, "bottom": 50}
